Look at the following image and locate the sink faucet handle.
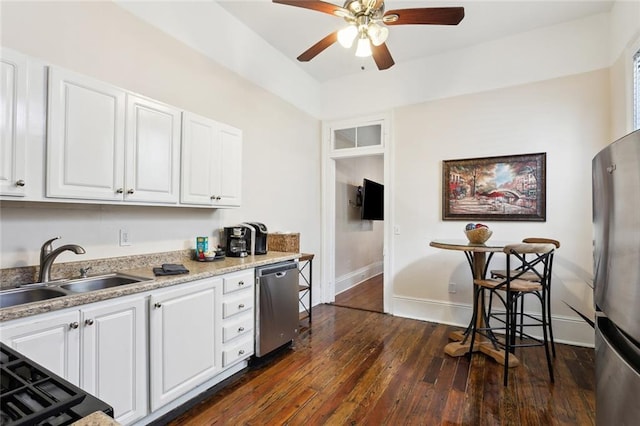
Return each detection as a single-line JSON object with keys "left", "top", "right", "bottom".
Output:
{"left": 40, "top": 236, "right": 61, "bottom": 263}
{"left": 80, "top": 266, "right": 92, "bottom": 278}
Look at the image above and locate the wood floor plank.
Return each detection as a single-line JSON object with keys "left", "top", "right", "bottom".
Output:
{"left": 167, "top": 304, "right": 595, "bottom": 426}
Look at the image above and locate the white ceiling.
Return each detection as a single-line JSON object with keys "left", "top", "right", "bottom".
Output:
{"left": 218, "top": 0, "right": 614, "bottom": 82}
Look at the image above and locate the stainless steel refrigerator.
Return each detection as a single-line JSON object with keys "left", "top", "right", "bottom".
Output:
{"left": 593, "top": 129, "right": 640, "bottom": 425}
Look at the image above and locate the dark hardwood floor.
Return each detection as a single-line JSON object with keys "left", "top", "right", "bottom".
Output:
{"left": 167, "top": 304, "right": 595, "bottom": 426}
{"left": 333, "top": 274, "right": 383, "bottom": 313}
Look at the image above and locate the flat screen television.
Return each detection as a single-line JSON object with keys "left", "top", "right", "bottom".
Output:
{"left": 361, "top": 178, "right": 384, "bottom": 221}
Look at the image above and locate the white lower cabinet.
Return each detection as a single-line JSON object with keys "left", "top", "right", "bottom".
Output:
{"left": 0, "top": 310, "right": 80, "bottom": 384}
{"left": 221, "top": 270, "right": 255, "bottom": 368}
{"left": 0, "top": 295, "right": 147, "bottom": 425}
{"left": 80, "top": 297, "right": 147, "bottom": 425}
{"left": 149, "top": 277, "right": 223, "bottom": 412}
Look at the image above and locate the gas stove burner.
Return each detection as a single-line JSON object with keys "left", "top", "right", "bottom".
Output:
{"left": 0, "top": 343, "right": 113, "bottom": 426}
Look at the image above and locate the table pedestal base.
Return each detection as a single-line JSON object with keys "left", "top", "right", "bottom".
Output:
{"left": 445, "top": 330, "right": 520, "bottom": 368}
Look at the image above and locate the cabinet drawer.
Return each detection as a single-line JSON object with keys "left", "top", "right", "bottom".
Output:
{"left": 222, "top": 294, "right": 253, "bottom": 318}
{"left": 223, "top": 270, "right": 254, "bottom": 294}
{"left": 222, "top": 316, "right": 253, "bottom": 343}
{"left": 222, "top": 338, "right": 253, "bottom": 367}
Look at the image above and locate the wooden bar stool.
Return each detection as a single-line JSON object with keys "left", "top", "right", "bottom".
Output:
{"left": 470, "top": 243, "right": 556, "bottom": 386}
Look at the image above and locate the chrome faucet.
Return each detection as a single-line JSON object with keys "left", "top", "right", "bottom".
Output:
{"left": 38, "top": 237, "right": 86, "bottom": 283}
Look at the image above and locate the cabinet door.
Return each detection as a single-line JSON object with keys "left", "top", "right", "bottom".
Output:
{"left": 215, "top": 124, "right": 242, "bottom": 207}
{"left": 181, "top": 112, "right": 242, "bottom": 207}
{"left": 180, "top": 111, "right": 218, "bottom": 205}
{"left": 81, "top": 297, "right": 147, "bottom": 425}
{"left": 149, "top": 278, "right": 222, "bottom": 411}
{"left": 125, "top": 95, "right": 180, "bottom": 204}
{"left": 47, "top": 67, "right": 125, "bottom": 200}
{"left": 0, "top": 310, "right": 81, "bottom": 385}
{"left": 0, "top": 49, "right": 27, "bottom": 197}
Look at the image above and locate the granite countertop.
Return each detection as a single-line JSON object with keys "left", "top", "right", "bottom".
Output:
{"left": 71, "top": 411, "right": 120, "bottom": 426}
{"left": 0, "top": 251, "right": 299, "bottom": 322}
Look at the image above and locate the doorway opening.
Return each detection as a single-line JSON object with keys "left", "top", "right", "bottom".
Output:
{"left": 332, "top": 155, "right": 384, "bottom": 313}
{"left": 321, "top": 112, "right": 391, "bottom": 314}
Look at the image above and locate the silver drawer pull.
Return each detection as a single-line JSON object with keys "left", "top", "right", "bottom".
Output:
{"left": 85, "top": 319, "right": 94, "bottom": 326}
{"left": 238, "top": 327, "right": 245, "bottom": 332}
{"left": 127, "top": 189, "right": 135, "bottom": 194}
{"left": 69, "top": 322, "right": 79, "bottom": 329}
{"left": 16, "top": 179, "right": 25, "bottom": 187}
{"left": 238, "top": 303, "right": 245, "bottom": 309}
{"left": 238, "top": 281, "right": 244, "bottom": 286}
{"left": 116, "top": 188, "right": 124, "bottom": 194}
{"left": 154, "top": 303, "right": 162, "bottom": 309}
{"left": 238, "top": 349, "right": 245, "bottom": 355}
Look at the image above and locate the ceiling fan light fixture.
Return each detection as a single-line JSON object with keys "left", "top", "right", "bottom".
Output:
{"left": 367, "top": 22, "right": 388, "bottom": 46}
{"left": 355, "top": 35, "right": 372, "bottom": 57}
{"left": 337, "top": 24, "right": 358, "bottom": 48}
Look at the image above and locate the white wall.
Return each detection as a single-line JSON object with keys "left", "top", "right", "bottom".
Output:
{"left": 0, "top": 2, "right": 322, "bottom": 279}
{"left": 334, "top": 156, "right": 384, "bottom": 293}
{"left": 391, "top": 68, "right": 610, "bottom": 346}
{"left": 321, "top": 12, "right": 611, "bottom": 120}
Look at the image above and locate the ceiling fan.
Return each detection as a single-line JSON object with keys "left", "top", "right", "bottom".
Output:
{"left": 273, "top": 0, "right": 465, "bottom": 70}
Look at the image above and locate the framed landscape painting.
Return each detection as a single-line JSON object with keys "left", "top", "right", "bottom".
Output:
{"left": 442, "top": 152, "right": 546, "bottom": 221}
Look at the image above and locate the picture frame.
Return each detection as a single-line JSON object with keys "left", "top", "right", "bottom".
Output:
{"left": 442, "top": 152, "right": 546, "bottom": 221}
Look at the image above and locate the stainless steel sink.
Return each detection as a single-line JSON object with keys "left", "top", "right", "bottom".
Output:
{"left": 0, "top": 287, "right": 69, "bottom": 309}
{"left": 59, "top": 274, "right": 149, "bottom": 293}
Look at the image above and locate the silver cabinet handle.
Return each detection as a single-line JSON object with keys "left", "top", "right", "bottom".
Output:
{"left": 238, "top": 281, "right": 244, "bottom": 287}
{"left": 85, "top": 319, "right": 94, "bottom": 326}
{"left": 69, "top": 322, "right": 79, "bottom": 329}
{"left": 154, "top": 303, "right": 162, "bottom": 309}
{"left": 116, "top": 188, "right": 124, "bottom": 194}
{"left": 15, "top": 179, "right": 25, "bottom": 187}
{"left": 210, "top": 195, "right": 217, "bottom": 200}
{"left": 216, "top": 196, "right": 222, "bottom": 200}
{"left": 238, "top": 349, "right": 245, "bottom": 355}
{"left": 238, "top": 303, "right": 245, "bottom": 309}
{"left": 238, "top": 326, "right": 245, "bottom": 332}
{"left": 127, "top": 189, "right": 135, "bottom": 194}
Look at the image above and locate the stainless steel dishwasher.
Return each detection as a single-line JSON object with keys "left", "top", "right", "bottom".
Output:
{"left": 255, "top": 260, "right": 299, "bottom": 357}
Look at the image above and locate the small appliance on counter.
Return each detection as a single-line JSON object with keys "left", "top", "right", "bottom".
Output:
{"left": 0, "top": 342, "right": 114, "bottom": 425}
{"left": 224, "top": 223, "right": 268, "bottom": 256}
{"left": 224, "top": 227, "right": 248, "bottom": 257}
{"left": 242, "top": 222, "right": 268, "bottom": 255}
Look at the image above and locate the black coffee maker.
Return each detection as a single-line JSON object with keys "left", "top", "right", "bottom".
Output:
{"left": 223, "top": 227, "right": 248, "bottom": 257}
{"left": 242, "top": 222, "right": 268, "bottom": 255}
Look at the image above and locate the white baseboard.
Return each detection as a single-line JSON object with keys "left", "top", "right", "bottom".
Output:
{"left": 392, "top": 296, "right": 594, "bottom": 348}
{"left": 335, "top": 261, "right": 383, "bottom": 295}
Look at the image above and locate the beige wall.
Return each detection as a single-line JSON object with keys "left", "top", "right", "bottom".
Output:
{"left": 391, "top": 69, "right": 610, "bottom": 345}
{"left": 0, "top": 2, "right": 321, "bottom": 271}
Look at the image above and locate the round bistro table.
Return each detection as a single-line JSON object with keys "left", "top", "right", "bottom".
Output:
{"left": 429, "top": 239, "right": 519, "bottom": 368}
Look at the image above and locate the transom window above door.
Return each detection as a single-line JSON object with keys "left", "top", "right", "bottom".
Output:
{"left": 333, "top": 123, "right": 382, "bottom": 151}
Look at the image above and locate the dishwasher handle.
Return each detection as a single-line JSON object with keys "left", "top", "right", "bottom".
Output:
{"left": 256, "top": 260, "right": 298, "bottom": 277}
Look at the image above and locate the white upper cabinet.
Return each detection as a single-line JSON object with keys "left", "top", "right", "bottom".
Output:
{"left": 47, "top": 67, "right": 181, "bottom": 204}
{"left": 47, "top": 67, "right": 126, "bottom": 201}
{"left": 125, "top": 95, "right": 180, "bottom": 203}
{"left": 0, "top": 49, "right": 28, "bottom": 197}
{"left": 181, "top": 112, "right": 242, "bottom": 207}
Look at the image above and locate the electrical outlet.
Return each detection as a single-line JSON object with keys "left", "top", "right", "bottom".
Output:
{"left": 119, "top": 228, "right": 131, "bottom": 246}
{"left": 448, "top": 282, "right": 457, "bottom": 294}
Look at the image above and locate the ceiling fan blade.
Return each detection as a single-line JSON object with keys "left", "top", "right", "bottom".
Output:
{"left": 371, "top": 43, "right": 395, "bottom": 70}
{"left": 297, "top": 31, "right": 338, "bottom": 62}
{"left": 273, "top": 0, "right": 348, "bottom": 17}
{"left": 383, "top": 7, "right": 465, "bottom": 26}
